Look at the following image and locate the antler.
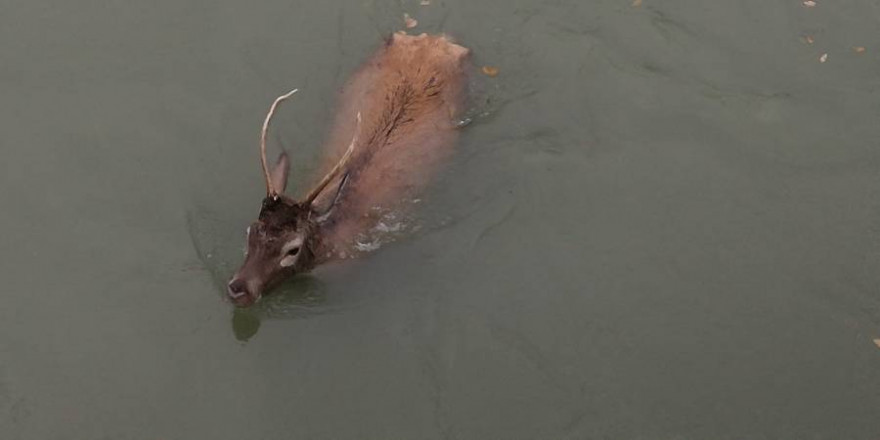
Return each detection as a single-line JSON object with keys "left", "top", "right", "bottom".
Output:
{"left": 260, "top": 88, "right": 298, "bottom": 198}
{"left": 304, "top": 112, "right": 361, "bottom": 206}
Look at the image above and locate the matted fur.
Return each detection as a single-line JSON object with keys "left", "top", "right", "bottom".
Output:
{"left": 312, "top": 32, "right": 470, "bottom": 258}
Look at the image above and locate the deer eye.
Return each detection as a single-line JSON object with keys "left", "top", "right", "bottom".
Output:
{"left": 280, "top": 245, "right": 300, "bottom": 268}
{"left": 280, "top": 238, "right": 304, "bottom": 266}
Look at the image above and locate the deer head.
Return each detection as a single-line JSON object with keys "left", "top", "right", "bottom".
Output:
{"left": 227, "top": 90, "right": 359, "bottom": 307}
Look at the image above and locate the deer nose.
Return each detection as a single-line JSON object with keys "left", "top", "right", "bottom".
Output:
{"left": 227, "top": 279, "right": 248, "bottom": 299}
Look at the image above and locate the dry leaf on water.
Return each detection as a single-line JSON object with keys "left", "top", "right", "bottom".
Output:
{"left": 632, "top": 0, "right": 643, "bottom": 7}
{"left": 404, "top": 13, "right": 418, "bottom": 29}
{"left": 874, "top": 339, "right": 880, "bottom": 349}
{"left": 803, "top": 0, "right": 817, "bottom": 7}
{"left": 803, "top": 35, "right": 814, "bottom": 44}
{"left": 481, "top": 66, "right": 499, "bottom": 77}
{"left": 853, "top": 46, "right": 866, "bottom": 53}
{"left": 819, "top": 53, "right": 828, "bottom": 63}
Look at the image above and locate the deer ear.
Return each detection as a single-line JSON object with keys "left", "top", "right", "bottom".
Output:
{"left": 314, "top": 172, "right": 350, "bottom": 223}
{"left": 270, "top": 152, "right": 290, "bottom": 194}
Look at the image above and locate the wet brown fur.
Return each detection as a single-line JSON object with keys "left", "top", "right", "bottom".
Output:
{"left": 310, "top": 32, "right": 470, "bottom": 259}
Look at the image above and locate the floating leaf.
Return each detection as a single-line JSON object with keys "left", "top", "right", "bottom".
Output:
{"left": 404, "top": 13, "right": 418, "bottom": 29}
{"left": 803, "top": 0, "right": 817, "bottom": 7}
{"left": 803, "top": 35, "right": 814, "bottom": 44}
{"left": 874, "top": 339, "right": 880, "bottom": 349}
{"left": 819, "top": 53, "right": 828, "bottom": 63}
{"left": 632, "top": 0, "right": 643, "bottom": 6}
{"left": 481, "top": 66, "right": 499, "bottom": 77}
{"left": 853, "top": 46, "right": 866, "bottom": 53}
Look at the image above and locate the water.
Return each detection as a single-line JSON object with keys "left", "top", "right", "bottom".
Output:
{"left": 2, "top": 0, "right": 880, "bottom": 438}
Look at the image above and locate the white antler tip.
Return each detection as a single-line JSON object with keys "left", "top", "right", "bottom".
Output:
{"left": 282, "top": 88, "right": 298, "bottom": 99}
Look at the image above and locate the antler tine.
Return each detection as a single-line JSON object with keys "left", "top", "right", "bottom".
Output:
{"left": 260, "top": 88, "right": 298, "bottom": 198}
{"left": 304, "top": 112, "right": 362, "bottom": 206}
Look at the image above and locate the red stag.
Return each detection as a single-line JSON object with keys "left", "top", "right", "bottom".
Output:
{"left": 227, "top": 32, "right": 471, "bottom": 306}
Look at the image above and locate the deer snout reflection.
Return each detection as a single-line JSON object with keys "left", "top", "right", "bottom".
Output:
{"left": 228, "top": 275, "right": 332, "bottom": 341}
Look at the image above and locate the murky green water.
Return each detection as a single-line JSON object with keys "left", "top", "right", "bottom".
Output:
{"left": 2, "top": 0, "right": 880, "bottom": 438}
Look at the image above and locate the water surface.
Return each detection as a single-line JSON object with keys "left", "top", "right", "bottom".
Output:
{"left": 2, "top": 0, "right": 880, "bottom": 439}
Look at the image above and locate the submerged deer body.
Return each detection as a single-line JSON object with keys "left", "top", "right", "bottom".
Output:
{"left": 227, "top": 33, "right": 470, "bottom": 306}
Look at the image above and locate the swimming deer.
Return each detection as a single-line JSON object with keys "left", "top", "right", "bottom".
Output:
{"left": 227, "top": 32, "right": 470, "bottom": 306}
